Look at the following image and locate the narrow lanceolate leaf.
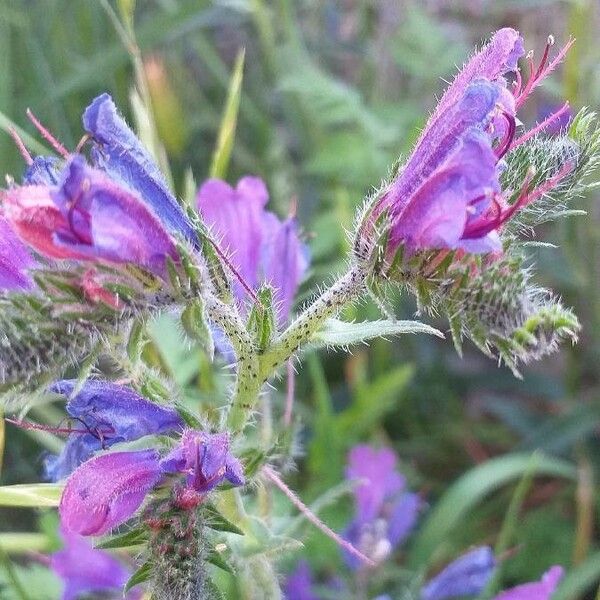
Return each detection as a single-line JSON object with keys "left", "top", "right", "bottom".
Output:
{"left": 209, "top": 48, "right": 245, "bottom": 179}
{"left": 95, "top": 526, "right": 148, "bottom": 549}
{"left": 203, "top": 503, "right": 245, "bottom": 536}
{"left": 124, "top": 561, "right": 153, "bottom": 594}
{"left": 312, "top": 318, "right": 443, "bottom": 348}
{"left": 0, "top": 484, "right": 62, "bottom": 507}
{"left": 408, "top": 453, "right": 576, "bottom": 568}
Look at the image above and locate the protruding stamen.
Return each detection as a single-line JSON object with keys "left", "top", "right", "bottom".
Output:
{"left": 494, "top": 111, "right": 517, "bottom": 159}
{"left": 8, "top": 128, "right": 33, "bottom": 165}
{"left": 26, "top": 108, "right": 70, "bottom": 158}
{"left": 510, "top": 101, "right": 571, "bottom": 150}
{"left": 75, "top": 133, "right": 91, "bottom": 153}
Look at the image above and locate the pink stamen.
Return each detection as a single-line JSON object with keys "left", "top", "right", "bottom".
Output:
{"left": 8, "top": 128, "right": 33, "bottom": 165}
{"left": 262, "top": 466, "right": 376, "bottom": 567}
{"left": 5, "top": 417, "right": 111, "bottom": 438}
{"left": 207, "top": 237, "right": 261, "bottom": 307}
{"left": 510, "top": 102, "right": 571, "bottom": 150}
{"left": 494, "top": 111, "right": 517, "bottom": 159}
{"left": 75, "top": 133, "right": 91, "bottom": 153}
{"left": 26, "top": 108, "right": 70, "bottom": 158}
{"left": 513, "top": 68, "right": 523, "bottom": 98}
{"left": 517, "top": 161, "right": 574, "bottom": 209}
{"left": 516, "top": 37, "right": 574, "bottom": 109}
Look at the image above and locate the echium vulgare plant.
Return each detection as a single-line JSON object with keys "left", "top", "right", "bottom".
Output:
{"left": 0, "top": 27, "right": 599, "bottom": 599}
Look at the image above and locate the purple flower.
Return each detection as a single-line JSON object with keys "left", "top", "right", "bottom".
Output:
{"left": 60, "top": 428, "right": 244, "bottom": 536}
{"left": 421, "top": 546, "right": 496, "bottom": 600}
{"left": 45, "top": 380, "right": 183, "bottom": 481}
{"left": 60, "top": 449, "right": 163, "bottom": 536}
{"left": 362, "top": 29, "right": 573, "bottom": 258}
{"left": 284, "top": 561, "right": 320, "bottom": 600}
{"left": 23, "top": 156, "right": 61, "bottom": 185}
{"left": 83, "top": 93, "right": 196, "bottom": 242}
{"left": 3, "top": 155, "right": 180, "bottom": 277}
{"left": 0, "top": 216, "right": 36, "bottom": 290}
{"left": 493, "top": 566, "right": 563, "bottom": 600}
{"left": 197, "top": 177, "right": 309, "bottom": 325}
{"left": 51, "top": 528, "right": 141, "bottom": 600}
{"left": 160, "top": 430, "right": 245, "bottom": 493}
{"left": 343, "top": 445, "right": 421, "bottom": 569}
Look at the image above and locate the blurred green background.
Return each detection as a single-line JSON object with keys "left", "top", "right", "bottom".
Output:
{"left": 1, "top": 0, "right": 600, "bottom": 598}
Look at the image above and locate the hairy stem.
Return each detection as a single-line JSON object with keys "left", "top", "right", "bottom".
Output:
{"left": 258, "top": 265, "right": 367, "bottom": 382}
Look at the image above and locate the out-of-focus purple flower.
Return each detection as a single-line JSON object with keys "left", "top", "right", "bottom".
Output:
{"left": 0, "top": 216, "right": 36, "bottom": 290}
{"left": 493, "top": 566, "right": 563, "bottom": 600}
{"left": 45, "top": 379, "right": 183, "bottom": 481}
{"left": 421, "top": 546, "right": 496, "bottom": 600}
{"left": 284, "top": 561, "right": 320, "bottom": 600}
{"left": 160, "top": 430, "right": 245, "bottom": 494}
{"left": 60, "top": 449, "right": 163, "bottom": 536}
{"left": 197, "top": 177, "right": 309, "bottom": 325}
{"left": 361, "top": 29, "right": 573, "bottom": 259}
{"left": 51, "top": 528, "right": 140, "bottom": 600}
{"left": 83, "top": 93, "right": 196, "bottom": 242}
{"left": 3, "top": 156, "right": 179, "bottom": 277}
{"left": 343, "top": 445, "right": 421, "bottom": 569}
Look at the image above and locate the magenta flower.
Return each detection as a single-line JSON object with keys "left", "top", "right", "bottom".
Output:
{"left": 197, "top": 177, "right": 309, "bottom": 324}
{"left": 0, "top": 216, "right": 36, "bottom": 291}
{"left": 2, "top": 155, "right": 179, "bottom": 277}
{"left": 363, "top": 28, "right": 573, "bottom": 257}
{"left": 60, "top": 449, "right": 163, "bottom": 536}
{"left": 51, "top": 528, "right": 141, "bottom": 600}
{"left": 60, "top": 428, "right": 244, "bottom": 536}
{"left": 343, "top": 445, "right": 421, "bottom": 569}
{"left": 421, "top": 546, "right": 496, "bottom": 600}
{"left": 160, "top": 429, "right": 245, "bottom": 494}
{"left": 45, "top": 380, "right": 183, "bottom": 481}
{"left": 494, "top": 566, "right": 563, "bottom": 600}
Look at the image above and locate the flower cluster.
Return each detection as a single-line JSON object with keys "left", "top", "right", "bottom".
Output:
{"left": 357, "top": 28, "right": 572, "bottom": 263}
{"left": 44, "top": 380, "right": 244, "bottom": 537}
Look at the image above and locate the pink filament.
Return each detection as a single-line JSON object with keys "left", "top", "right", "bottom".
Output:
{"left": 8, "top": 128, "right": 33, "bottom": 165}
{"left": 510, "top": 102, "right": 571, "bottom": 150}
{"left": 262, "top": 465, "right": 376, "bottom": 567}
{"left": 26, "top": 108, "right": 70, "bottom": 158}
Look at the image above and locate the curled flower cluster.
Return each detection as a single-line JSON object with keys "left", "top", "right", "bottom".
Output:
{"left": 356, "top": 28, "right": 573, "bottom": 264}
{"left": 44, "top": 381, "right": 244, "bottom": 536}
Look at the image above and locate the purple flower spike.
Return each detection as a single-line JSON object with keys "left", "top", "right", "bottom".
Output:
{"left": 83, "top": 93, "right": 195, "bottom": 242}
{"left": 160, "top": 430, "right": 245, "bottom": 494}
{"left": 361, "top": 29, "right": 574, "bottom": 260}
{"left": 45, "top": 380, "right": 183, "bottom": 481}
{"left": 493, "top": 566, "right": 563, "bottom": 600}
{"left": 343, "top": 445, "right": 421, "bottom": 569}
{"left": 49, "top": 155, "right": 179, "bottom": 276}
{"left": 197, "top": 177, "right": 308, "bottom": 325}
{"left": 284, "top": 561, "right": 320, "bottom": 600}
{"left": 60, "top": 449, "right": 163, "bottom": 536}
{"left": 0, "top": 216, "right": 36, "bottom": 291}
{"left": 420, "top": 546, "right": 496, "bottom": 600}
{"left": 51, "top": 528, "right": 141, "bottom": 600}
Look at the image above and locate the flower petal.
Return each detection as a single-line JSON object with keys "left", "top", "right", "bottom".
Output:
{"left": 60, "top": 450, "right": 162, "bottom": 536}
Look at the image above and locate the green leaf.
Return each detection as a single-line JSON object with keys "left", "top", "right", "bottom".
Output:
{"left": 124, "top": 561, "right": 152, "bottom": 594}
{"left": 312, "top": 318, "right": 443, "bottom": 347}
{"left": 206, "top": 550, "right": 234, "bottom": 575}
{"left": 204, "top": 504, "right": 245, "bottom": 536}
{"left": 408, "top": 453, "right": 577, "bottom": 568}
{"left": 95, "top": 527, "right": 148, "bottom": 549}
{"left": 0, "top": 484, "right": 62, "bottom": 507}
{"left": 209, "top": 48, "right": 245, "bottom": 179}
